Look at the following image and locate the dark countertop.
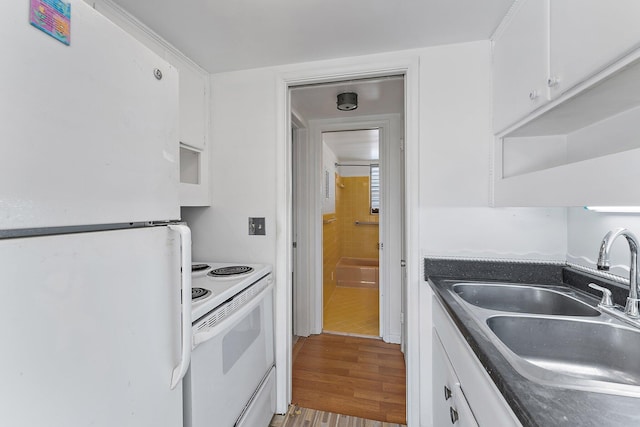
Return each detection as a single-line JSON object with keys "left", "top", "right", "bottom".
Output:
{"left": 424, "top": 258, "right": 640, "bottom": 427}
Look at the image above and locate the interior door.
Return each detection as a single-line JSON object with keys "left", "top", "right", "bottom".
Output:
{"left": 291, "top": 119, "right": 312, "bottom": 337}
{"left": 291, "top": 123, "right": 298, "bottom": 336}
{"left": 400, "top": 136, "right": 407, "bottom": 353}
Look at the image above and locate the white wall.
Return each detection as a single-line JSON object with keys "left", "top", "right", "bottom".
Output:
{"left": 321, "top": 143, "right": 338, "bottom": 214}
{"left": 182, "top": 67, "right": 279, "bottom": 264}
{"left": 183, "top": 40, "right": 570, "bottom": 427}
{"left": 338, "top": 162, "right": 372, "bottom": 177}
{"left": 422, "top": 207, "right": 567, "bottom": 260}
{"left": 184, "top": 40, "right": 569, "bottom": 265}
{"left": 567, "top": 207, "right": 640, "bottom": 279}
{"left": 417, "top": 42, "right": 567, "bottom": 261}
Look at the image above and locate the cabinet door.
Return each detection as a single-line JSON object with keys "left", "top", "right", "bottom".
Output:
{"left": 166, "top": 52, "right": 208, "bottom": 150}
{"left": 550, "top": 0, "right": 640, "bottom": 97}
{"left": 164, "top": 53, "right": 211, "bottom": 206}
{"left": 493, "top": 0, "right": 550, "bottom": 133}
{"left": 433, "top": 330, "right": 479, "bottom": 427}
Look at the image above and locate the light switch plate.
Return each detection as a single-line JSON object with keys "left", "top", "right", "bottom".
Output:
{"left": 248, "top": 217, "right": 266, "bottom": 235}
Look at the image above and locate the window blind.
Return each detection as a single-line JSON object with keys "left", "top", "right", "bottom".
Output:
{"left": 370, "top": 164, "right": 380, "bottom": 214}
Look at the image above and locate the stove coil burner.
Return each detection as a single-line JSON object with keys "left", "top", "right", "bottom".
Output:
{"left": 192, "top": 264, "right": 210, "bottom": 272}
{"left": 208, "top": 265, "right": 254, "bottom": 277}
{"left": 192, "top": 287, "right": 211, "bottom": 302}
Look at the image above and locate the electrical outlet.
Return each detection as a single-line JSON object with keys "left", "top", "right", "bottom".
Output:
{"left": 248, "top": 217, "right": 266, "bottom": 235}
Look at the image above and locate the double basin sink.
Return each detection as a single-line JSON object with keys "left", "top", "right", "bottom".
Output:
{"left": 448, "top": 282, "right": 640, "bottom": 397}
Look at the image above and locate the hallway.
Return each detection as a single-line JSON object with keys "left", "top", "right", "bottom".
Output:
{"left": 291, "top": 334, "right": 406, "bottom": 425}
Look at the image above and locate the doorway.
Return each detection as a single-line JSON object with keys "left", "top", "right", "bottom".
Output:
{"left": 276, "top": 58, "right": 420, "bottom": 425}
{"left": 288, "top": 84, "right": 407, "bottom": 421}
{"left": 289, "top": 76, "right": 404, "bottom": 343}
{"left": 322, "top": 129, "right": 381, "bottom": 337}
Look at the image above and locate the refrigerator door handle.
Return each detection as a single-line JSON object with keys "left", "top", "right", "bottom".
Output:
{"left": 168, "top": 224, "right": 192, "bottom": 390}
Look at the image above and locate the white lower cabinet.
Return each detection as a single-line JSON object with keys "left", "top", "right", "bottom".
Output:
{"left": 432, "top": 297, "right": 521, "bottom": 427}
{"left": 433, "top": 331, "right": 479, "bottom": 427}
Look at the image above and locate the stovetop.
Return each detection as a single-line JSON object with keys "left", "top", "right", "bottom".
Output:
{"left": 190, "top": 261, "right": 272, "bottom": 322}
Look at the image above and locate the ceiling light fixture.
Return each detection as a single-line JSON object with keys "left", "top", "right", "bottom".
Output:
{"left": 337, "top": 92, "right": 358, "bottom": 111}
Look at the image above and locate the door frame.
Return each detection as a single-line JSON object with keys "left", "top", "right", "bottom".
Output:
{"left": 274, "top": 56, "right": 421, "bottom": 426}
{"left": 303, "top": 115, "right": 403, "bottom": 343}
{"left": 290, "top": 112, "right": 308, "bottom": 337}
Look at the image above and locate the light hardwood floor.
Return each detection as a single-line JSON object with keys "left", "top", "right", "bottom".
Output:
{"left": 270, "top": 405, "right": 406, "bottom": 427}
{"left": 291, "top": 334, "right": 406, "bottom": 425}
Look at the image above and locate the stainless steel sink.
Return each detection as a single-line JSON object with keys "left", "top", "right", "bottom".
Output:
{"left": 445, "top": 281, "right": 640, "bottom": 397}
{"left": 452, "top": 283, "right": 600, "bottom": 316}
{"left": 487, "top": 316, "right": 640, "bottom": 395}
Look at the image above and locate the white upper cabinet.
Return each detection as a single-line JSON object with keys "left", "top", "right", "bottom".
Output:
{"left": 494, "top": 0, "right": 640, "bottom": 133}
{"left": 493, "top": 58, "right": 640, "bottom": 207}
{"left": 550, "top": 0, "right": 640, "bottom": 98}
{"left": 166, "top": 51, "right": 209, "bottom": 151}
{"left": 492, "top": 1, "right": 640, "bottom": 206}
{"left": 91, "top": 1, "right": 211, "bottom": 207}
{"left": 164, "top": 52, "right": 211, "bottom": 207}
{"left": 492, "top": 0, "right": 550, "bottom": 133}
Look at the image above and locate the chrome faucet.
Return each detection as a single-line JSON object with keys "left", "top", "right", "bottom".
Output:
{"left": 597, "top": 228, "right": 640, "bottom": 318}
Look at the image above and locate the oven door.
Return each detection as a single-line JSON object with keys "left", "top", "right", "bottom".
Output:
{"left": 184, "top": 277, "right": 274, "bottom": 427}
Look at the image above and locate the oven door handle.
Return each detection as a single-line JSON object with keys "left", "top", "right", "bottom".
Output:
{"left": 193, "top": 281, "right": 273, "bottom": 348}
{"left": 169, "top": 224, "right": 192, "bottom": 390}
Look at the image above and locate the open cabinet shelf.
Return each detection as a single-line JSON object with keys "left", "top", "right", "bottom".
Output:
{"left": 493, "top": 52, "right": 640, "bottom": 207}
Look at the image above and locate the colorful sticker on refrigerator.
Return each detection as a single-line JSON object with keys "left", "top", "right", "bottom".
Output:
{"left": 30, "top": 0, "right": 71, "bottom": 45}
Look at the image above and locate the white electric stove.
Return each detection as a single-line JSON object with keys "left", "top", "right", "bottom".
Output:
{"left": 190, "top": 262, "right": 272, "bottom": 322}
{"left": 184, "top": 261, "right": 276, "bottom": 427}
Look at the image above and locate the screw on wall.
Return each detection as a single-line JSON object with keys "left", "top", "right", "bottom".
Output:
{"left": 248, "top": 217, "right": 266, "bottom": 235}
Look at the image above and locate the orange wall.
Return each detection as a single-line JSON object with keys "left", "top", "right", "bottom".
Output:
{"left": 323, "top": 174, "right": 379, "bottom": 305}
{"left": 322, "top": 213, "right": 339, "bottom": 307}
{"left": 336, "top": 175, "right": 379, "bottom": 260}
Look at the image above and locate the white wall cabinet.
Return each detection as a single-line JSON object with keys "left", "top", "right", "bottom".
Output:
{"left": 492, "top": 0, "right": 550, "bottom": 133}
{"left": 432, "top": 297, "right": 521, "bottom": 427}
{"left": 549, "top": 1, "right": 640, "bottom": 99}
{"left": 90, "top": 0, "right": 211, "bottom": 206}
{"left": 493, "top": 54, "right": 640, "bottom": 207}
{"left": 166, "top": 52, "right": 211, "bottom": 206}
{"left": 166, "top": 51, "right": 208, "bottom": 151}
{"left": 492, "top": 1, "right": 640, "bottom": 206}
{"left": 493, "top": 0, "right": 640, "bottom": 133}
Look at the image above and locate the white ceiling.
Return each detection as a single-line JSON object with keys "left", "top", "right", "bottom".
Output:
{"left": 324, "top": 129, "right": 380, "bottom": 162}
{"left": 291, "top": 76, "right": 404, "bottom": 121}
{"left": 292, "top": 77, "right": 401, "bottom": 162}
{"left": 109, "top": 0, "right": 515, "bottom": 74}
{"left": 106, "top": 0, "right": 514, "bottom": 161}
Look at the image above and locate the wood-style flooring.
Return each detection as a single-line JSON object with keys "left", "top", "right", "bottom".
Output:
{"left": 291, "top": 334, "right": 407, "bottom": 425}
{"left": 270, "top": 405, "right": 406, "bottom": 427}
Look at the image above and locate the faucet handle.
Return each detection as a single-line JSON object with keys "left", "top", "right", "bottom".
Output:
{"left": 589, "top": 283, "right": 614, "bottom": 307}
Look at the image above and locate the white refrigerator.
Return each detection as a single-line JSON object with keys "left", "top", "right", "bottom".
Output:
{"left": 0, "top": 1, "right": 191, "bottom": 426}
